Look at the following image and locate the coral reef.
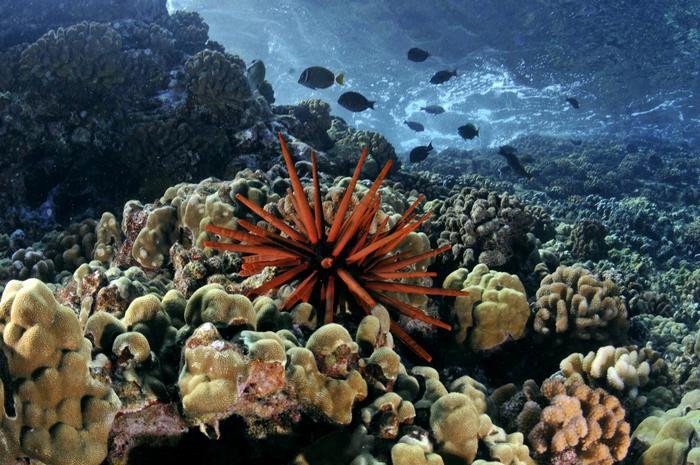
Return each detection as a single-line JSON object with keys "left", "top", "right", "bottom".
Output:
{"left": 0, "top": 2, "right": 697, "bottom": 465}
{"left": 204, "top": 134, "right": 462, "bottom": 361}
{"left": 568, "top": 219, "right": 609, "bottom": 261}
{"left": 527, "top": 379, "right": 631, "bottom": 465}
{"left": 426, "top": 187, "right": 534, "bottom": 271}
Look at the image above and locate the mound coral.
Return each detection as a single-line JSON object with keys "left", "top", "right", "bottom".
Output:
{"left": 632, "top": 390, "right": 700, "bottom": 465}
{"left": 568, "top": 219, "right": 608, "bottom": 261}
{"left": 204, "top": 134, "right": 463, "bottom": 361}
{"left": 443, "top": 264, "right": 530, "bottom": 351}
{"left": 0, "top": 279, "right": 121, "bottom": 465}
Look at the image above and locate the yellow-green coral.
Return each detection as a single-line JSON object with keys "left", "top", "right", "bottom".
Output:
{"left": 443, "top": 264, "right": 530, "bottom": 350}
{"left": 184, "top": 283, "right": 256, "bottom": 329}
{"left": 131, "top": 205, "right": 178, "bottom": 268}
{"left": 0, "top": 279, "right": 120, "bottom": 465}
{"left": 430, "top": 392, "right": 482, "bottom": 463}
{"left": 286, "top": 346, "right": 367, "bottom": 424}
{"left": 632, "top": 390, "right": 700, "bottom": 465}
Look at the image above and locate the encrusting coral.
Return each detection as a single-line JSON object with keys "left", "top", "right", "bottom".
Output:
{"left": 204, "top": 133, "right": 465, "bottom": 361}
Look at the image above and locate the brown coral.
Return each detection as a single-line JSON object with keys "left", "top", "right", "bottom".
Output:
{"left": 528, "top": 379, "right": 631, "bottom": 465}
{"left": 534, "top": 266, "right": 628, "bottom": 343}
{"left": 427, "top": 187, "right": 534, "bottom": 269}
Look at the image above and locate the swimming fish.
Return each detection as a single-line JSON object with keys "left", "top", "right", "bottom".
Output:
{"left": 498, "top": 145, "right": 533, "bottom": 180}
{"left": 566, "top": 97, "right": 580, "bottom": 109}
{"left": 430, "top": 69, "right": 457, "bottom": 84}
{"left": 570, "top": 139, "right": 583, "bottom": 145}
{"left": 421, "top": 105, "right": 445, "bottom": 114}
{"left": 458, "top": 123, "right": 479, "bottom": 140}
{"left": 407, "top": 47, "right": 430, "bottom": 62}
{"left": 404, "top": 120, "right": 425, "bottom": 132}
{"left": 298, "top": 66, "right": 345, "bottom": 89}
{"left": 338, "top": 91, "right": 374, "bottom": 112}
{"left": 410, "top": 142, "right": 433, "bottom": 163}
{"left": 246, "top": 59, "right": 266, "bottom": 91}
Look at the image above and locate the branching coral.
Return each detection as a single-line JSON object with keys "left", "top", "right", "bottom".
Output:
{"left": 426, "top": 187, "right": 534, "bottom": 270}
{"left": 528, "top": 379, "right": 631, "bottom": 465}
{"left": 204, "top": 134, "right": 464, "bottom": 361}
{"left": 533, "top": 266, "right": 628, "bottom": 343}
{"left": 560, "top": 345, "right": 667, "bottom": 401}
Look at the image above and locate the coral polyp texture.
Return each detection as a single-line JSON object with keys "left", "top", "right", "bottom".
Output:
{"left": 204, "top": 134, "right": 463, "bottom": 361}
{"left": 0, "top": 279, "right": 120, "bottom": 465}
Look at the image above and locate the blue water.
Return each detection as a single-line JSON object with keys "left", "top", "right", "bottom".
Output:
{"left": 168, "top": 0, "right": 699, "bottom": 153}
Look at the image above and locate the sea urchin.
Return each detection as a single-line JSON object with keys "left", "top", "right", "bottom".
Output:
{"left": 203, "top": 133, "right": 466, "bottom": 361}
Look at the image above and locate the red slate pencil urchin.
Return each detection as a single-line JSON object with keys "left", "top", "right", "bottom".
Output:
{"left": 203, "top": 133, "right": 466, "bottom": 361}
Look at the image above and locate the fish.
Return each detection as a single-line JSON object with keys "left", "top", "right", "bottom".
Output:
{"left": 430, "top": 69, "right": 457, "bottom": 84}
{"left": 404, "top": 120, "right": 425, "bottom": 132}
{"left": 566, "top": 97, "right": 580, "bottom": 109}
{"left": 497, "top": 145, "right": 533, "bottom": 180}
{"left": 407, "top": 47, "right": 430, "bottom": 62}
{"left": 570, "top": 139, "right": 583, "bottom": 145}
{"left": 458, "top": 123, "right": 479, "bottom": 140}
{"left": 338, "top": 91, "right": 375, "bottom": 112}
{"left": 421, "top": 105, "right": 445, "bottom": 114}
{"left": 246, "top": 59, "right": 266, "bottom": 91}
{"left": 409, "top": 142, "right": 433, "bottom": 163}
{"left": 298, "top": 66, "right": 345, "bottom": 89}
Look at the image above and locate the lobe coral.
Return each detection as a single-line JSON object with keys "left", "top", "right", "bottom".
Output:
{"left": 204, "top": 133, "right": 464, "bottom": 361}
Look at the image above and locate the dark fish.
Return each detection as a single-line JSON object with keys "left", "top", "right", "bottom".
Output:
{"left": 421, "top": 105, "right": 445, "bottom": 114}
{"left": 570, "top": 139, "right": 583, "bottom": 145}
{"left": 338, "top": 91, "right": 374, "bottom": 112}
{"left": 410, "top": 142, "right": 433, "bottom": 163}
{"left": 407, "top": 47, "right": 430, "bottom": 62}
{"left": 566, "top": 97, "right": 580, "bottom": 109}
{"left": 404, "top": 120, "right": 424, "bottom": 132}
{"left": 430, "top": 69, "right": 457, "bottom": 84}
{"left": 497, "top": 145, "right": 533, "bottom": 180}
{"left": 298, "top": 66, "right": 345, "bottom": 89}
{"left": 458, "top": 123, "right": 479, "bottom": 140}
{"left": 499, "top": 145, "right": 517, "bottom": 156}
{"left": 246, "top": 59, "right": 266, "bottom": 91}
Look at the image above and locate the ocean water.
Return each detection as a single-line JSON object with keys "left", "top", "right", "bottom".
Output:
{"left": 168, "top": 0, "right": 700, "bottom": 151}
{"left": 0, "top": 1, "right": 699, "bottom": 464}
